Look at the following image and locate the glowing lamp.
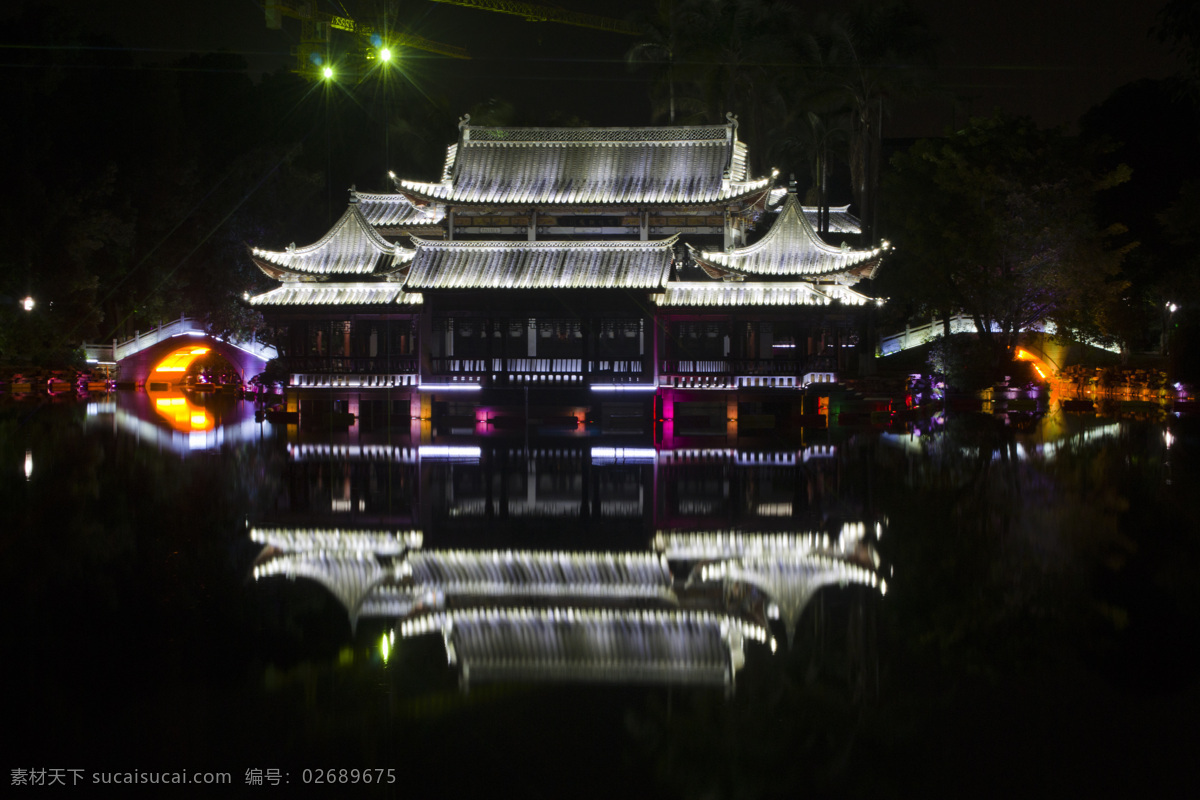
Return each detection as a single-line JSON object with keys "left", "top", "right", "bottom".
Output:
{"left": 380, "top": 47, "right": 392, "bottom": 62}
{"left": 21, "top": 296, "right": 34, "bottom": 311}
{"left": 322, "top": 66, "right": 334, "bottom": 80}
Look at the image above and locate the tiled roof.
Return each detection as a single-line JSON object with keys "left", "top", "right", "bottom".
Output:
{"left": 690, "top": 193, "right": 883, "bottom": 279}
{"left": 766, "top": 189, "right": 863, "bottom": 234}
{"left": 403, "top": 236, "right": 676, "bottom": 290}
{"left": 398, "top": 119, "right": 773, "bottom": 206}
{"left": 250, "top": 205, "right": 413, "bottom": 277}
{"left": 653, "top": 281, "right": 870, "bottom": 307}
{"left": 248, "top": 283, "right": 423, "bottom": 307}
{"left": 354, "top": 190, "right": 444, "bottom": 227}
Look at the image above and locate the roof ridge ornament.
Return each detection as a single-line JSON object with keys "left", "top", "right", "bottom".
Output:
{"left": 726, "top": 112, "right": 738, "bottom": 134}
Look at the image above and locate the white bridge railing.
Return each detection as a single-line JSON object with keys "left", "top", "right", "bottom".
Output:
{"left": 84, "top": 316, "right": 276, "bottom": 363}
{"left": 877, "top": 314, "right": 1120, "bottom": 357}
{"left": 877, "top": 314, "right": 979, "bottom": 357}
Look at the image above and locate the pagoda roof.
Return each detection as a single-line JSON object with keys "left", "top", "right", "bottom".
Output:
{"left": 403, "top": 236, "right": 676, "bottom": 290}
{"left": 653, "top": 281, "right": 871, "bottom": 307}
{"left": 353, "top": 189, "right": 444, "bottom": 228}
{"left": 766, "top": 189, "right": 863, "bottom": 235}
{"left": 248, "top": 282, "right": 423, "bottom": 307}
{"left": 688, "top": 193, "right": 884, "bottom": 280}
{"left": 249, "top": 204, "right": 414, "bottom": 279}
{"left": 396, "top": 117, "right": 774, "bottom": 207}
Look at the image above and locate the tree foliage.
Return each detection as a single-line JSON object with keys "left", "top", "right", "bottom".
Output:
{"left": 627, "top": 0, "right": 938, "bottom": 222}
{"left": 0, "top": 7, "right": 332, "bottom": 368}
{"left": 880, "top": 114, "right": 1130, "bottom": 378}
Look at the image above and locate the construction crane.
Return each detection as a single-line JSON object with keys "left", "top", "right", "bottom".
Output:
{"left": 264, "top": 0, "right": 470, "bottom": 79}
{"left": 427, "top": 0, "right": 647, "bottom": 37}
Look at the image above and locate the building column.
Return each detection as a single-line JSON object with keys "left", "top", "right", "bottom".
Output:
{"left": 582, "top": 316, "right": 592, "bottom": 387}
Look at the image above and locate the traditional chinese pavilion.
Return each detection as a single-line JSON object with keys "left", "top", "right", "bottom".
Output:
{"left": 248, "top": 116, "right": 886, "bottom": 438}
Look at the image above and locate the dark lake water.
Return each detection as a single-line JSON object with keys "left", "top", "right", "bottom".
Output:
{"left": 4, "top": 391, "right": 1198, "bottom": 797}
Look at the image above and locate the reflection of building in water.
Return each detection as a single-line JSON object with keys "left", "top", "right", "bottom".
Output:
{"left": 655, "top": 524, "right": 884, "bottom": 644}
{"left": 250, "top": 513, "right": 882, "bottom": 691}
{"left": 274, "top": 443, "right": 851, "bottom": 544}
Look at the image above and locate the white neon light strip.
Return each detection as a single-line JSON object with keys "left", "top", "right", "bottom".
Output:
{"left": 591, "top": 447, "right": 657, "bottom": 461}
{"left": 590, "top": 384, "right": 658, "bottom": 392}
{"left": 419, "top": 384, "right": 482, "bottom": 391}
{"left": 418, "top": 445, "right": 482, "bottom": 459}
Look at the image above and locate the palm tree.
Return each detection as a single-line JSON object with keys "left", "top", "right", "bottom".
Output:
{"left": 787, "top": 2, "right": 937, "bottom": 244}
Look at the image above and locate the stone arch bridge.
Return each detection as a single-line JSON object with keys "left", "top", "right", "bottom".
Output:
{"left": 83, "top": 316, "right": 276, "bottom": 386}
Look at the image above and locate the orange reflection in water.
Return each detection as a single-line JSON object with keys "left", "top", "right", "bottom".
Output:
{"left": 148, "top": 389, "right": 213, "bottom": 432}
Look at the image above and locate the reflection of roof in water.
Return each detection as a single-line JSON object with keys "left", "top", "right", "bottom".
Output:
{"left": 251, "top": 527, "right": 422, "bottom": 555}
{"left": 250, "top": 520, "right": 884, "bottom": 688}
{"left": 402, "top": 550, "right": 672, "bottom": 600}
{"left": 253, "top": 553, "right": 390, "bottom": 616}
{"left": 401, "top": 607, "right": 765, "bottom": 689}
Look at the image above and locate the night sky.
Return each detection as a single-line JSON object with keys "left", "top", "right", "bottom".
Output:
{"left": 17, "top": 0, "right": 1181, "bottom": 137}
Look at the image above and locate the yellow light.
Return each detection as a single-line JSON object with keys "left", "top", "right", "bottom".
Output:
{"left": 380, "top": 47, "right": 392, "bottom": 62}
{"left": 380, "top": 633, "right": 390, "bottom": 663}
{"left": 322, "top": 66, "right": 334, "bottom": 80}
{"left": 155, "top": 366, "right": 186, "bottom": 373}
{"left": 190, "top": 348, "right": 210, "bottom": 355}
{"left": 190, "top": 414, "right": 208, "bottom": 428}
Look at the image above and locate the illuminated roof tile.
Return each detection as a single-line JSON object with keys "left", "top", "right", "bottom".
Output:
{"left": 690, "top": 194, "right": 883, "bottom": 279}
{"left": 250, "top": 204, "right": 413, "bottom": 278}
{"left": 654, "top": 281, "right": 869, "bottom": 307}
{"left": 404, "top": 236, "right": 676, "bottom": 290}
{"left": 398, "top": 119, "right": 772, "bottom": 207}
{"left": 353, "top": 190, "right": 444, "bottom": 227}
{"left": 766, "top": 189, "right": 864, "bottom": 235}
{"left": 248, "top": 282, "right": 423, "bottom": 307}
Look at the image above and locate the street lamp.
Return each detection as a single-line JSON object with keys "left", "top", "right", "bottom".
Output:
{"left": 1163, "top": 301, "right": 1179, "bottom": 355}
{"left": 21, "top": 296, "right": 34, "bottom": 311}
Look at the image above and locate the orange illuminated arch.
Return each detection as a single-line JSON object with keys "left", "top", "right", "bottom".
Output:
{"left": 150, "top": 346, "right": 211, "bottom": 380}
{"left": 1015, "top": 348, "right": 1050, "bottom": 381}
